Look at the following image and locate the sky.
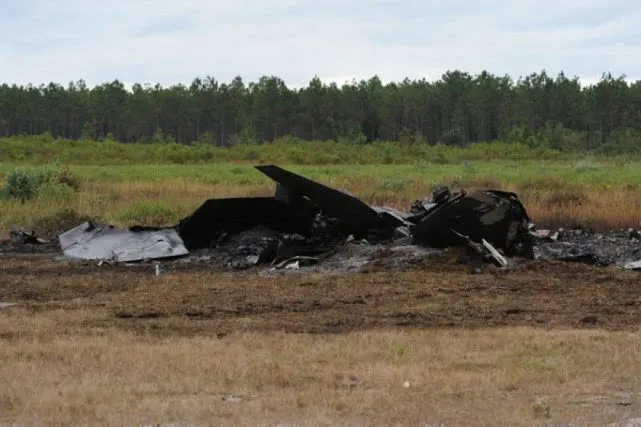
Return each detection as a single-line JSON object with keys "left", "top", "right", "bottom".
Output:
{"left": 1, "top": 0, "right": 640, "bottom": 89}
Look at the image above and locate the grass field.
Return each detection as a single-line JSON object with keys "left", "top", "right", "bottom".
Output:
{"left": 2, "top": 139, "right": 641, "bottom": 425}
{"left": 1, "top": 159, "right": 640, "bottom": 235}
{"left": 2, "top": 258, "right": 641, "bottom": 425}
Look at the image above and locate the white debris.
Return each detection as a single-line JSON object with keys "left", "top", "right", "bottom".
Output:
{"left": 624, "top": 260, "right": 641, "bottom": 271}
{"left": 482, "top": 238, "right": 508, "bottom": 268}
{"left": 58, "top": 222, "right": 189, "bottom": 263}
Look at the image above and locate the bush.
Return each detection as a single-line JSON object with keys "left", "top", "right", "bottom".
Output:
{"left": 1, "top": 167, "right": 53, "bottom": 201}
{"left": 599, "top": 128, "right": 641, "bottom": 155}
{"left": 0, "top": 164, "right": 81, "bottom": 202}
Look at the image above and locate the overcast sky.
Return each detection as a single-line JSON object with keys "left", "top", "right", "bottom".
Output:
{"left": 2, "top": 0, "right": 640, "bottom": 88}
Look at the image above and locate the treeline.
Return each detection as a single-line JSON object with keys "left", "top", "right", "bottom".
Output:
{"left": 1, "top": 70, "right": 640, "bottom": 152}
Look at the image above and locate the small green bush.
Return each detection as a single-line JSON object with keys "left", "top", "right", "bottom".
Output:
{"left": 1, "top": 167, "right": 52, "bottom": 201}
{"left": 0, "top": 164, "right": 81, "bottom": 202}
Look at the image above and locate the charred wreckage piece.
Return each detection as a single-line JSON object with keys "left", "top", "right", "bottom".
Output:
{"left": 46, "top": 165, "right": 535, "bottom": 268}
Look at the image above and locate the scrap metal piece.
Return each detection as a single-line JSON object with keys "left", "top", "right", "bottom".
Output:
{"left": 482, "top": 238, "right": 508, "bottom": 268}
{"left": 410, "top": 187, "right": 532, "bottom": 257}
{"left": 530, "top": 228, "right": 560, "bottom": 242}
{"left": 10, "top": 227, "right": 48, "bottom": 245}
{"left": 273, "top": 256, "right": 319, "bottom": 270}
{"left": 0, "top": 302, "right": 18, "bottom": 309}
{"left": 451, "top": 229, "right": 508, "bottom": 267}
{"left": 624, "top": 261, "right": 641, "bottom": 270}
{"left": 58, "top": 222, "right": 188, "bottom": 262}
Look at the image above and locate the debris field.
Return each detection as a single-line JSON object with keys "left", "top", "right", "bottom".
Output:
{"left": 4, "top": 164, "right": 641, "bottom": 272}
{"left": 2, "top": 164, "right": 641, "bottom": 335}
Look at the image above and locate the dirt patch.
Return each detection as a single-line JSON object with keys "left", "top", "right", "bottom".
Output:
{"left": 3, "top": 256, "right": 641, "bottom": 426}
{"left": 1, "top": 256, "right": 641, "bottom": 336}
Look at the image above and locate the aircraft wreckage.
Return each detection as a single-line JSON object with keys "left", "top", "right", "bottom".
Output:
{"left": 50, "top": 164, "right": 537, "bottom": 269}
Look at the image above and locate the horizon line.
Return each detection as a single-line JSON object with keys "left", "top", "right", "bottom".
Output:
{"left": 1, "top": 70, "right": 638, "bottom": 91}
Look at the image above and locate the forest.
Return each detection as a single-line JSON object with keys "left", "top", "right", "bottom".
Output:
{"left": 0, "top": 70, "right": 640, "bottom": 153}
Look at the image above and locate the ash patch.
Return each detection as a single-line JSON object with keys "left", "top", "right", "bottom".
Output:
{"left": 168, "top": 233, "right": 443, "bottom": 276}
{"left": 260, "top": 241, "right": 443, "bottom": 276}
{"left": 172, "top": 226, "right": 342, "bottom": 270}
{"left": 0, "top": 241, "right": 59, "bottom": 256}
{"left": 533, "top": 229, "right": 641, "bottom": 266}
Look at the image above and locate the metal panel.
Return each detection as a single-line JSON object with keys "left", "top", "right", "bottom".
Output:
{"left": 59, "top": 222, "right": 189, "bottom": 262}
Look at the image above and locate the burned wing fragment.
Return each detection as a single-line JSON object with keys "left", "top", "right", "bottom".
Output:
{"left": 255, "top": 165, "right": 406, "bottom": 241}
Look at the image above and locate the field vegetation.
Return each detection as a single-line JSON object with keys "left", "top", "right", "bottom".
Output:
{"left": 0, "top": 135, "right": 639, "bottom": 235}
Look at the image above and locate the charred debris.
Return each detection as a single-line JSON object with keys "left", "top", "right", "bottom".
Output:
{"left": 44, "top": 165, "right": 532, "bottom": 269}
{"left": 8, "top": 164, "right": 639, "bottom": 271}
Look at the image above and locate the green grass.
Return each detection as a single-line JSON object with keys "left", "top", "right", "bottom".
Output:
{"left": 0, "top": 134, "right": 609, "bottom": 166}
{"left": 0, "top": 161, "right": 636, "bottom": 189}
{"left": 0, "top": 134, "right": 635, "bottom": 190}
{"left": 0, "top": 135, "right": 639, "bottom": 235}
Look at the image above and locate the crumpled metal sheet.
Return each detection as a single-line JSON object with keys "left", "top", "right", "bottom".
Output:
{"left": 58, "top": 222, "right": 189, "bottom": 262}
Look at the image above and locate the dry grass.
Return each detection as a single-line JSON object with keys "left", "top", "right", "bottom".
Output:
{"left": 1, "top": 178, "right": 641, "bottom": 235}
{"left": 1, "top": 309, "right": 641, "bottom": 426}
{"left": 524, "top": 188, "right": 641, "bottom": 230}
{"left": 3, "top": 256, "right": 641, "bottom": 425}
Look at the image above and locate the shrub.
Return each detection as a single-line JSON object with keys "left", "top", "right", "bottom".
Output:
{"left": 0, "top": 164, "right": 81, "bottom": 202}
{"left": 1, "top": 168, "right": 53, "bottom": 201}
{"left": 53, "top": 165, "right": 81, "bottom": 190}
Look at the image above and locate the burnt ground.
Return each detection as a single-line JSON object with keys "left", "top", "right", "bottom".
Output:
{"left": 2, "top": 245, "right": 641, "bottom": 336}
